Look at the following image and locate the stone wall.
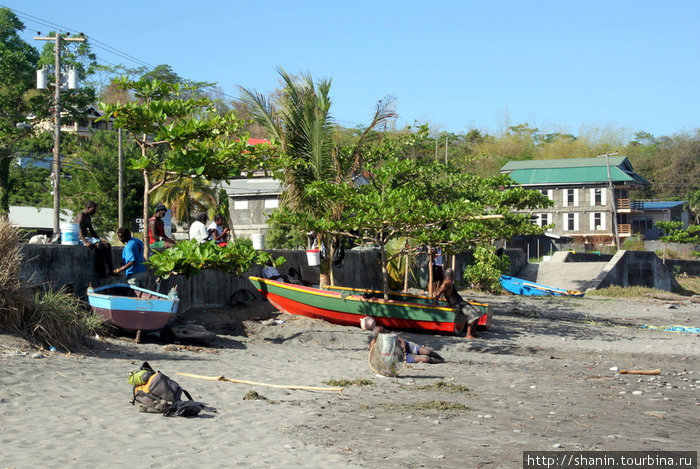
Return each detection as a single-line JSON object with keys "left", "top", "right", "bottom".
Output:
{"left": 594, "top": 250, "right": 673, "bottom": 291}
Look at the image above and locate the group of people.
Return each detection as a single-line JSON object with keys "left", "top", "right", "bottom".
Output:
{"left": 74, "top": 201, "right": 234, "bottom": 288}
{"left": 148, "top": 204, "right": 230, "bottom": 248}
{"left": 74, "top": 201, "right": 147, "bottom": 287}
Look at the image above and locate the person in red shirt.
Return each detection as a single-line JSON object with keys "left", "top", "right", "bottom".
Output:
{"left": 147, "top": 204, "right": 176, "bottom": 249}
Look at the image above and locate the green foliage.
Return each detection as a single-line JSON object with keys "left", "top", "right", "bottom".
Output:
{"left": 656, "top": 221, "right": 700, "bottom": 244}
{"left": 101, "top": 77, "right": 275, "bottom": 252}
{"left": 323, "top": 379, "right": 373, "bottom": 387}
{"left": 265, "top": 217, "right": 307, "bottom": 249}
{"left": 621, "top": 235, "right": 645, "bottom": 251}
{"left": 463, "top": 245, "right": 510, "bottom": 292}
{"left": 147, "top": 239, "right": 285, "bottom": 279}
{"left": 0, "top": 8, "right": 40, "bottom": 216}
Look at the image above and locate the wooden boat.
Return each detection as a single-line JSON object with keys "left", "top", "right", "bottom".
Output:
{"left": 87, "top": 283, "right": 180, "bottom": 332}
{"left": 499, "top": 275, "right": 584, "bottom": 297}
{"left": 248, "top": 276, "right": 491, "bottom": 335}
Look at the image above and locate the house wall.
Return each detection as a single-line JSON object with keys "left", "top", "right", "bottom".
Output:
{"left": 526, "top": 184, "right": 614, "bottom": 239}
{"left": 228, "top": 195, "right": 279, "bottom": 239}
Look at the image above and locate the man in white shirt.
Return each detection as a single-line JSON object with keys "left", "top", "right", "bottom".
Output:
{"left": 189, "top": 213, "right": 210, "bottom": 243}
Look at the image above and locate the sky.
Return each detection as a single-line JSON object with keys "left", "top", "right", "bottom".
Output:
{"left": 2, "top": 0, "right": 699, "bottom": 140}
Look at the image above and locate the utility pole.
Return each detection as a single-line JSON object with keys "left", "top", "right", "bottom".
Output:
{"left": 35, "top": 33, "right": 85, "bottom": 237}
{"left": 598, "top": 152, "right": 620, "bottom": 249}
{"left": 118, "top": 128, "right": 124, "bottom": 228}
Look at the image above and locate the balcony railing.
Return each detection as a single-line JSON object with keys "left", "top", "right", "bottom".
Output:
{"left": 618, "top": 224, "right": 632, "bottom": 236}
{"left": 616, "top": 199, "right": 644, "bottom": 212}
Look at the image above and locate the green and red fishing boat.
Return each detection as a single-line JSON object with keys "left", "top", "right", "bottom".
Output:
{"left": 248, "top": 276, "right": 491, "bottom": 335}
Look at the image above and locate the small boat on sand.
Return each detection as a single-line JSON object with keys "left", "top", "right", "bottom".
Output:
{"left": 248, "top": 276, "right": 491, "bottom": 335}
{"left": 499, "top": 275, "right": 584, "bottom": 297}
{"left": 87, "top": 283, "right": 180, "bottom": 332}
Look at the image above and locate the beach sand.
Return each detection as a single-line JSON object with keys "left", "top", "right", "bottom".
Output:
{"left": 1, "top": 293, "right": 698, "bottom": 468}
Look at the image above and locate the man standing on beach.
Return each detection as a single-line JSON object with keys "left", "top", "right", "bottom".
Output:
{"left": 113, "top": 227, "right": 147, "bottom": 287}
{"left": 432, "top": 268, "right": 480, "bottom": 339}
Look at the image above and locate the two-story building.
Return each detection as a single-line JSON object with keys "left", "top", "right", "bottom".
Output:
{"left": 500, "top": 156, "right": 651, "bottom": 246}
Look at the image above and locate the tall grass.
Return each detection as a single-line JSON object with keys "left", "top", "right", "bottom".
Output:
{"left": 0, "top": 220, "right": 106, "bottom": 350}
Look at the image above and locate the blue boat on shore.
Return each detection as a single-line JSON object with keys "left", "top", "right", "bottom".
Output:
{"left": 499, "top": 275, "right": 584, "bottom": 297}
{"left": 87, "top": 283, "right": 180, "bottom": 332}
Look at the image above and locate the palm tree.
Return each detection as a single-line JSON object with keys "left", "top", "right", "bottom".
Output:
{"left": 240, "top": 68, "right": 336, "bottom": 214}
{"left": 240, "top": 68, "right": 398, "bottom": 283}
{"left": 149, "top": 173, "right": 217, "bottom": 226}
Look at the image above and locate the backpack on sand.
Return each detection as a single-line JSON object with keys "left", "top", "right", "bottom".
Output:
{"left": 129, "top": 362, "right": 202, "bottom": 417}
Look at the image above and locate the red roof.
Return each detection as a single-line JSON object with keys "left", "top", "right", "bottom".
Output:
{"left": 247, "top": 138, "right": 271, "bottom": 146}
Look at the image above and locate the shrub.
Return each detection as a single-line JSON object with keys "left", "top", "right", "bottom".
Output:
{"left": 621, "top": 235, "right": 645, "bottom": 251}
{"left": 0, "top": 220, "right": 105, "bottom": 350}
{"left": 463, "top": 245, "right": 509, "bottom": 293}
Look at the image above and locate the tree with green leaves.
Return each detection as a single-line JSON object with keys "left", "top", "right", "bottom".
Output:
{"left": 102, "top": 77, "right": 274, "bottom": 257}
{"left": 0, "top": 8, "right": 40, "bottom": 219}
{"left": 273, "top": 137, "right": 552, "bottom": 296}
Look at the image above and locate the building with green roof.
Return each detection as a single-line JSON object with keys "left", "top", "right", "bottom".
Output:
{"left": 500, "top": 156, "right": 650, "bottom": 246}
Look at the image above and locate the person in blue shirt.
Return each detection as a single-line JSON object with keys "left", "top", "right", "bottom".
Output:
{"left": 113, "top": 227, "right": 147, "bottom": 287}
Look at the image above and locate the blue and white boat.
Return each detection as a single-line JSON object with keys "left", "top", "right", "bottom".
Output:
{"left": 87, "top": 283, "right": 180, "bottom": 331}
{"left": 499, "top": 275, "right": 584, "bottom": 297}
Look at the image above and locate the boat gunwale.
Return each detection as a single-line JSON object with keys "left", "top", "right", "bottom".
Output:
{"left": 249, "top": 276, "right": 460, "bottom": 312}
{"left": 87, "top": 283, "right": 176, "bottom": 302}
{"left": 323, "top": 284, "right": 490, "bottom": 308}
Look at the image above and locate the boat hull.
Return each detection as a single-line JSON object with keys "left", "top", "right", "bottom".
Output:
{"left": 499, "top": 275, "right": 584, "bottom": 297}
{"left": 87, "top": 284, "right": 179, "bottom": 331}
{"left": 322, "top": 284, "right": 492, "bottom": 330}
{"left": 249, "top": 277, "right": 491, "bottom": 335}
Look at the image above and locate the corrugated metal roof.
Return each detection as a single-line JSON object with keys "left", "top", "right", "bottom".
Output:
{"left": 501, "top": 156, "right": 626, "bottom": 170}
{"left": 643, "top": 201, "right": 686, "bottom": 210}
{"left": 219, "top": 177, "right": 282, "bottom": 197}
{"left": 9, "top": 206, "right": 74, "bottom": 229}
{"left": 500, "top": 156, "right": 650, "bottom": 187}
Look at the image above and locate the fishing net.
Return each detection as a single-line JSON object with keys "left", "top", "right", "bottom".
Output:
{"left": 368, "top": 333, "right": 406, "bottom": 377}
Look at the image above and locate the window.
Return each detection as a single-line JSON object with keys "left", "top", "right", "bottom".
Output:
{"left": 590, "top": 188, "right": 605, "bottom": 206}
{"left": 264, "top": 198, "right": 279, "bottom": 209}
{"left": 539, "top": 189, "right": 553, "bottom": 200}
{"left": 590, "top": 212, "right": 605, "bottom": 230}
{"left": 563, "top": 188, "right": 578, "bottom": 207}
{"left": 563, "top": 213, "right": 579, "bottom": 231}
{"left": 233, "top": 200, "right": 248, "bottom": 210}
{"left": 530, "top": 213, "right": 552, "bottom": 227}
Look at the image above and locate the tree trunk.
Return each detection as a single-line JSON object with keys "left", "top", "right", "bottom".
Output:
{"left": 380, "top": 243, "right": 389, "bottom": 300}
{"left": 143, "top": 168, "right": 151, "bottom": 259}
{"left": 0, "top": 152, "right": 10, "bottom": 221}
{"left": 427, "top": 246, "right": 434, "bottom": 295}
{"left": 403, "top": 252, "right": 410, "bottom": 292}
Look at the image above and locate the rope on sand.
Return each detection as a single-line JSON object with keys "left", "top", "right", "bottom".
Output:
{"left": 175, "top": 372, "right": 344, "bottom": 394}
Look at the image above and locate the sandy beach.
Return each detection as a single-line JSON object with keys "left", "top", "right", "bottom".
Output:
{"left": 1, "top": 292, "right": 698, "bottom": 468}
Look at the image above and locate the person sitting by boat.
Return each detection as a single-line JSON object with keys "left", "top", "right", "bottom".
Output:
{"left": 262, "top": 262, "right": 289, "bottom": 282}
{"left": 113, "top": 227, "right": 147, "bottom": 287}
{"left": 207, "top": 214, "right": 230, "bottom": 246}
{"left": 148, "top": 204, "right": 176, "bottom": 249}
{"left": 75, "top": 200, "right": 114, "bottom": 277}
{"left": 360, "top": 316, "right": 445, "bottom": 364}
{"left": 189, "top": 213, "right": 210, "bottom": 243}
{"left": 432, "top": 268, "right": 479, "bottom": 339}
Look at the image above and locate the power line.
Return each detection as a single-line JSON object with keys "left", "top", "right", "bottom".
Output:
{"left": 2, "top": 4, "right": 155, "bottom": 69}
